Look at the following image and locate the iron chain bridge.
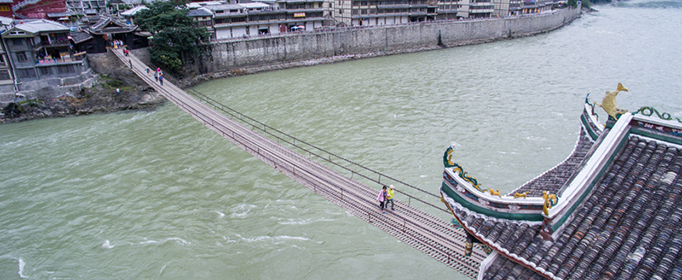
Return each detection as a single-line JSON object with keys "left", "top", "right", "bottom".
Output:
{"left": 113, "top": 49, "right": 486, "bottom": 278}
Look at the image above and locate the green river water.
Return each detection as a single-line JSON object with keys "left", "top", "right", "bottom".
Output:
{"left": 1, "top": 1, "right": 681, "bottom": 279}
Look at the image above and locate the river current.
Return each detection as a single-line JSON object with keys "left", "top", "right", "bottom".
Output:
{"left": 1, "top": 1, "right": 681, "bottom": 279}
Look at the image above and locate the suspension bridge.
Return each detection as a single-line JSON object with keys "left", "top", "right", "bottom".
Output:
{"left": 111, "top": 48, "right": 486, "bottom": 278}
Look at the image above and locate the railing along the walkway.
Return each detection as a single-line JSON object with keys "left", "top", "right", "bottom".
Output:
{"left": 185, "top": 88, "right": 449, "bottom": 214}
{"left": 110, "top": 49, "right": 487, "bottom": 278}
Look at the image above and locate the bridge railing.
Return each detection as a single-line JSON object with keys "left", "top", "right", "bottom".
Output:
{"left": 186, "top": 88, "right": 450, "bottom": 214}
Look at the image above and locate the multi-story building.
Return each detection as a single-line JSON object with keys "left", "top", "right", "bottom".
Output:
{"left": 187, "top": 7, "right": 215, "bottom": 39}
{"left": 275, "top": 0, "right": 325, "bottom": 29}
{"left": 66, "top": 0, "right": 107, "bottom": 16}
{"left": 334, "top": 0, "right": 437, "bottom": 27}
{"left": 0, "top": 16, "right": 14, "bottom": 92}
{"left": 435, "top": 0, "right": 460, "bottom": 20}
{"left": 188, "top": 1, "right": 326, "bottom": 40}
{"left": 507, "top": 0, "right": 554, "bottom": 16}
{"left": 1, "top": 19, "right": 89, "bottom": 83}
{"left": 465, "top": 0, "right": 493, "bottom": 18}
{"left": 492, "top": 0, "right": 508, "bottom": 16}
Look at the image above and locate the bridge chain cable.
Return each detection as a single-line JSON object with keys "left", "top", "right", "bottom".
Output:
{"left": 184, "top": 88, "right": 448, "bottom": 213}
{"left": 111, "top": 49, "right": 487, "bottom": 278}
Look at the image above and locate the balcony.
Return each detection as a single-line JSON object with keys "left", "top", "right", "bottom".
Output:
{"left": 285, "top": 8, "right": 324, "bottom": 13}
{"left": 279, "top": 0, "right": 324, "bottom": 3}
{"left": 36, "top": 51, "right": 87, "bottom": 65}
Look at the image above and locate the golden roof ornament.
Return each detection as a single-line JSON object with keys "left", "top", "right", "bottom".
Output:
{"left": 595, "top": 83, "right": 629, "bottom": 120}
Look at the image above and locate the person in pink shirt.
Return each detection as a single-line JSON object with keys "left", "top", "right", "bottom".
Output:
{"left": 376, "top": 185, "right": 388, "bottom": 214}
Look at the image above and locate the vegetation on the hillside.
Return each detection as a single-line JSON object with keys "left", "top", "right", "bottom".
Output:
{"left": 136, "top": 0, "right": 210, "bottom": 75}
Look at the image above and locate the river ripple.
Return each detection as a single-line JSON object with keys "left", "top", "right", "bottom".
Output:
{"left": 1, "top": 1, "right": 681, "bottom": 278}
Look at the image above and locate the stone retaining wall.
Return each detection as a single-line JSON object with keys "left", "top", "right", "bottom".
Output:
{"left": 198, "top": 7, "right": 580, "bottom": 74}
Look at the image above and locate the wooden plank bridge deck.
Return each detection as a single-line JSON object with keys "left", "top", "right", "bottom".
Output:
{"left": 111, "top": 48, "right": 486, "bottom": 277}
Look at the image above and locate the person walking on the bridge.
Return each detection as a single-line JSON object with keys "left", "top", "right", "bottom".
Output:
{"left": 376, "top": 186, "right": 388, "bottom": 214}
{"left": 129, "top": 59, "right": 132, "bottom": 69}
{"left": 159, "top": 74, "right": 164, "bottom": 86}
{"left": 386, "top": 185, "right": 395, "bottom": 211}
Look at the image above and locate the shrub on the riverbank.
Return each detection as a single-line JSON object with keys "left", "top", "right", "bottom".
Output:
{"left": 136, "top": 0, "right": 210, "bottom": 76}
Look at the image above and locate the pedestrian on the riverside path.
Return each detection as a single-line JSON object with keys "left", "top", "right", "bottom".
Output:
{"left": 386, "top": 185, "right": 395, "bottom": 211}
{"left": 129, "top": 59, "right": 132, "bottom": 69}
{"left": 159, "top": 74, "right": 164, "bottom": 86}
{"left": 154, "top": 72, "right": 158, "bottom": 81}
{"left": 376, "top": 185, "right": 388, "bottom": 214}
{"left": 146, "top": 67, "right": 150, "bottom": 74}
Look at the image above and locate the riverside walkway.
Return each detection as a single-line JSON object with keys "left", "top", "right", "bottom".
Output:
{"left": 111, "top": 48, "right": 486, "bottom": 277}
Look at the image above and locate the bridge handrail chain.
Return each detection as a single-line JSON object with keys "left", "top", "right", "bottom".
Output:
{"left": 186, "top": 89, "right": 445, "bottom": 210}
{"left": 179, "top": 86, "right": 472, "bottom": 246}
{"left": 184, "top": 90, "right": 450, "bottom": 217}
{"left": 113, "top": 49, "right": 486, "bottom": 276}
{"left": 187, "top": 89, "right": 438, "bottom": 197}
{"left": 243, "top": 136, "right": 484, "bottom": 261}
{"left": 124, "top": 56, "right": 462, "bottom": 247}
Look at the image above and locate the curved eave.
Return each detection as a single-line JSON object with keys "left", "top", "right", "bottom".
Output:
{"left": 442, "top": 193, "right": 556, "bottom": 280}
{"left": 441, "top": 181, "right": 545, "bottom": 221}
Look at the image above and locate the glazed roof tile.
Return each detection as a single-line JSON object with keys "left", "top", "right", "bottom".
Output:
{"left": 508, "top": 128, "right": 597, "bottom": 197}
{"left": 466, "top": 133, "right": 682, "bottom": 279}
{"left": 69, "top": 30, "right": 92, "bottom": 43}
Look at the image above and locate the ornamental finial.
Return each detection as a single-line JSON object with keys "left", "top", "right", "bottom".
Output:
{"left": 542, "top": 191, "right": 558, "bottom": 216}
{"left": 595, "top": 83, "right": 629, "bottom": 120}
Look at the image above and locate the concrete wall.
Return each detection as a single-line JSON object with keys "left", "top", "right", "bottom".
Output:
{"left": 201, "top": 7, "right": 580, "bottom": 73}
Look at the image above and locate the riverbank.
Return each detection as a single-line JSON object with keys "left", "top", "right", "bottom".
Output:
{"left": 1, "top": 51, "right": 166, "bottom": 124}
{"left": 0, "top": 78, "right": 165, "bottom": 124}
{"left": 2, "top": 7, "right": 582, "bottom": 123}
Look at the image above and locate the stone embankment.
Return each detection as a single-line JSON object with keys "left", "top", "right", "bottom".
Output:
{"left": 2, "top": 6, "right": 580, "bottom": 123}
{"left": 1, "top": 51, "right": 164, "bottom": 124}
{"left": 182, "top": 6, "right": 581, "bottom": 86}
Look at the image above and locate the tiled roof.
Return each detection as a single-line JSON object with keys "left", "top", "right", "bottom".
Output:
{"left": 69, "top": 30, "right": 92, "bottom": 43}
{"left": 460, "top": 133, "right": 682, "bottom": 279}
{"left": 10, "top": 19, "right": 69, "bottom": 34}
{"left": 509, "top": 128, "right": 597, "bottom": 197}
{"left": 188, "top": 7, "right": 214, "bottom": 17}
{"left": 88, "top": 16, "right": 137, "bottom": 34}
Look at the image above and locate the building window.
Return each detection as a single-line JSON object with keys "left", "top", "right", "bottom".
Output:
{"left": 16, "top": 52, "right": 27, "bottom": 62}
{"left": 0, "top": 55, "right": 4, "bottom": 66}
{"left": 39, "top": 67, "right": 52, "bottom": 76}
{"left": 352, "top": 9, "right": 359, "bottom": 14}
{"left": 12, "top": 38, "right": 23, "bottom": 46}
{"left": 57, "top": 65, "right": 75, "bottom": 74}
{"left": 339, "top": 9, "right": 343, "bottom": 14}
{"left": 17, "top": 69, "right": 35, "bottom": 79}
{"left": 0, "top": 71, "right": 10, "bottom": 80}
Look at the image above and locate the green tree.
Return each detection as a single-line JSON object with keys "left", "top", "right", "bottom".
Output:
{"left": 136, "top": 0, "right": 210, "bottom": 75}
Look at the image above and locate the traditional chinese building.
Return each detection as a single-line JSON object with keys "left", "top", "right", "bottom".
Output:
{"left": 1, "top": 19, "right": 89, "bottom": 83}
{"left": 440, "top": 84, "right": 682, "bottom": 279}
{"left": 80, "top": 16, "right": 148, "bottom": 53}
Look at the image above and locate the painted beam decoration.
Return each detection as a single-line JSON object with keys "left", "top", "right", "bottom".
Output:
{"left": 444, "top": 146, "right": 486, "bottom": 192}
